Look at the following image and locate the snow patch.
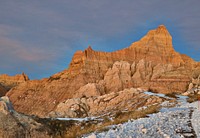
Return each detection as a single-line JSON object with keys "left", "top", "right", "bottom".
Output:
{"left": 57, "top": 117, "right": 103, "bottom": 121}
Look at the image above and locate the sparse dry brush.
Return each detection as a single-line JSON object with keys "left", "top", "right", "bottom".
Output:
{"left": 59, "top": 104, "right": 160, "bottom": 138}
{"left": 187, "top": 94, "right": 200, "bottom": 103}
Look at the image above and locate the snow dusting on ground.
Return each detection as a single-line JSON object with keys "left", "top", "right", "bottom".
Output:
{"left": 84, "top": 93, "right": 200, "bottom": 138}
{"left": 56, "top": 117, "right": 103, "bottom": 121}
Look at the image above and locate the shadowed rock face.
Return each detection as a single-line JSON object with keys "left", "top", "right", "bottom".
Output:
{"left": 0, "top": 96, "right": 51, "bottom": 138}
{"left": 6, "top": 25, "right": 200, "bottom": 117}
{"left": 0, "top": 84, "right": 7, "bottom": 97}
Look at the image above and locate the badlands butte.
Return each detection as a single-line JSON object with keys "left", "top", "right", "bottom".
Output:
{"left": 1, "top": 25, "right": 200, "bottom": 119}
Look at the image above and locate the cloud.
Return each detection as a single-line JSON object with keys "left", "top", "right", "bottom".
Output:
{"left": 0, "top": 23, "right": 70, "bottom": 79}
{"left": 0, "top": 26, "right": 48, "bottom": 62}
{"left": 0, "top": 0, "right": 200, "bottom": 79}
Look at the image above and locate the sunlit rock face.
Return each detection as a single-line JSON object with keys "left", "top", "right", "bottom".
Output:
{"left": 49, "top": 88, "right": 163, "bottom": 118}
{"left": 183, "top": 75, "right": 200, "bottom": 95}
{"left": 6, "top": 25, "right": 200, "bottom": 117}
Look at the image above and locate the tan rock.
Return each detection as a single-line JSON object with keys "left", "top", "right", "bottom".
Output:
{"left": 87, "top": 133, "right": 97, "bottom": 138}
{"left": 188, "top": 83, "right": 194, "bottom": 91}
{"left": 182, "top": 92, "right": 190, "bottom": 96}
{"left": 104, "top": 61, "right": 132, "bottom": 93}
{"left": 74, "top": 83, "right": 101, "bottom": 98}
{"left": 142, "top": 128, "right": 147, "bottom": 134}
{"left": 51, "top": 88, "right": 163, "bottom": 118}
{"left": 0, "top": 97, "right": 10, "bottom": 115}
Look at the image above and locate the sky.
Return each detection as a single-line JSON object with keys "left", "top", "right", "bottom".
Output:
{"left": 0, "top": 0, "right": 200, "bottom": 79}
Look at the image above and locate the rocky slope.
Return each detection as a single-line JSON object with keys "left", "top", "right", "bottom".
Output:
{"left": 49, "top": 87, "right": 163, "bottom": 118}
{"left": 85, "top": 100, "right": 198, "bottom": 138}
{"left": 6, "top": 25, "right": 200, "bottom": 117}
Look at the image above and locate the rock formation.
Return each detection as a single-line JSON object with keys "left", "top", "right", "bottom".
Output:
{"left": 0, "top": 73, "right": 29, "bottom": 96}
{"left": 183, "top": 75, "right": 200, "bottom": 95}
{"left": 49, "top": 88, "right": 163, "bottom": 118}
{"left": 6, "top": 25, "right": 200, "bottom": 117}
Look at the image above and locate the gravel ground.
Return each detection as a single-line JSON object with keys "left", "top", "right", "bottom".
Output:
{"left": 84, "top": 95, "right": 200, "bottom": 138}
{"left": 182, "top": 102, "right": 200, "bottom": 138}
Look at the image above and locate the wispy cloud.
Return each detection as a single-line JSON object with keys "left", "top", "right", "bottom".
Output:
{"left": 0, "top": 0, "right": 200, "bottom": 79}
{"left": 0, "top": 25, "right": 51, "bottom": 62}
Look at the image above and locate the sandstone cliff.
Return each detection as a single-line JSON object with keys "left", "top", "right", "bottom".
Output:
{"left": 6, "top": 25, "right": 200, "bottom": 117}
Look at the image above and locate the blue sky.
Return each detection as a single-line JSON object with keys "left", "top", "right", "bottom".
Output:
{"left": 0, "top": 0, "right": 200, "bottom": 79}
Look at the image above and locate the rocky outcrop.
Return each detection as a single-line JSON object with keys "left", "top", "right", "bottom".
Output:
{"left": 183, "top": 75, "right": 200, "bottom": 95}
{"left": 74, "top": 82, "right": 105, "bottom": 98}
{"left": 104, "top": 61, "right": 132, "bottom": 93}
{"left": 0, "top": 73, "right": 29, "bottom": 96}
{"left": 6, "top": 25, "right": 200, "bottom": 117}
{"left": 49, "top": 88, "right": 163, "bottom": 118}
{"left": 104, "top": 60, "right": 191, "bottom": 94}
{"left": 0, "top": 96, "right": 51, "bottom": 138}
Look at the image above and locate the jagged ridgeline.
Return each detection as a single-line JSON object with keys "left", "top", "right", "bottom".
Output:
{"left": 0, "top": 73, "right": 29, "bottom": 96}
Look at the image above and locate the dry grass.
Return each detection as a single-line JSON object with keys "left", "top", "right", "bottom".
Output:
{"left": 60, "top": 104, "right": 160, "bottom": 138}
{"left": 187, "top": 94, "right": 200, "bottom": 103}
{"left": 113, "top": 104, "right": 160, "bottom": 124}
{"left": 165, "top": 93, "right": 177, "bottom": 98}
